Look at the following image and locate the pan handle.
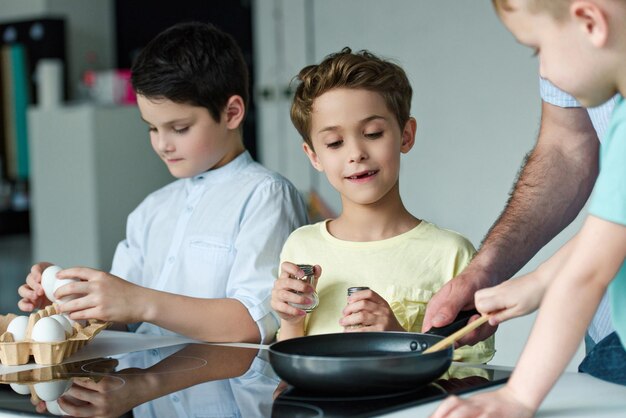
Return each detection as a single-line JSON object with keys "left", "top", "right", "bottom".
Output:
{"left": 425, "top": 308, "right": 480, "bottom": 337}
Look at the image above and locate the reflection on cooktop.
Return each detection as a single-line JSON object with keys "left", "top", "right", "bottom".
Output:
{"left": 0, "top": 343, "right": 279, "bottom": 417}
{"left": 0, "top": 343, "right": 510, "bottom": 418}
{"left": 272, "top": 365, "right": 512, "bottom": 418}
{"left": 274, "top": 385, "right": 445, "bottom": 418}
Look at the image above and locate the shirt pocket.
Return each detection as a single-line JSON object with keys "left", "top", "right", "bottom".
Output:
{"left": 188, "top": 236, "right": 233, "bottom": 255}
{"left": 186, "top": 236, "right": 234, "bottom": 291}
{"left": 385, "top": 285, "right": 433, "bottom": 333}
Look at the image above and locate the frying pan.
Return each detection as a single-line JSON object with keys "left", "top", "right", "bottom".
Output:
{"left": 268, "top": 309, "right": 478, "bottom": 394}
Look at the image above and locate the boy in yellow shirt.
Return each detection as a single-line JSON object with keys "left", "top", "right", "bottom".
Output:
{"left": 270, "top": 48, "right": 494, "bottom": 363}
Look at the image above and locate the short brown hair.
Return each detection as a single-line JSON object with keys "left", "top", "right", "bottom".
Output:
{"left": 492, "top": 0, "right": 571, "bottom": 20}
{"left": 290, "top": 47, "right": 412, "bottom": 148}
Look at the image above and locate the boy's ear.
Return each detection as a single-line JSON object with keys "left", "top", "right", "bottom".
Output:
{"left": 570, "top": 1, "right": 609, "bottom": 48}
{"left": 400, "top": 117, "right": 417, "bottom": 154}
{"left": 224, "top": 95, "right": 246, "bottom": 129}
{"left": 302, "top": 142, "right": 324, "bottom": 172}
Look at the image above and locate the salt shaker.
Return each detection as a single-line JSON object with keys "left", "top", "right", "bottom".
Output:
{"left": 347, "top": 286, "right": 370, "bottom": 297}
{"left": 288, "top": 264, "right": 319, "bottom": 312}
{"left": 345, "top": 286, "right": 370, "bottom": 329}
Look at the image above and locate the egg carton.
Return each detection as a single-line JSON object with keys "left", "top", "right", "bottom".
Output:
{"left": 0, "top": 305, "right": 109, "bottom": 366}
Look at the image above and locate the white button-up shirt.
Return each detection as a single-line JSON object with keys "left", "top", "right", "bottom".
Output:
{"left": 110, "top": 151, "right": 308, "bottom": 343}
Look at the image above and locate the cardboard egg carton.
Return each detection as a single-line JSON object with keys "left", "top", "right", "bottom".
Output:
{"left": 0, "top": 305, "right": 109, "bottom": 366}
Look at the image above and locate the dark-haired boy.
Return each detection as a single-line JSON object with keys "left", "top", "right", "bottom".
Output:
{"left": 19, "top": 22, "right": 308, "bottom": 344}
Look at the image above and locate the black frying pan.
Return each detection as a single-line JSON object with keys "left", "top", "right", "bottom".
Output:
{"left": 268, "top": 309, "right": 478, "bottom": 394}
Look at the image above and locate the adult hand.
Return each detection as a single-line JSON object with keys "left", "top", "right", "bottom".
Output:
{"left": 422, "top": 266, "right": 497, "bottom": 346}
{"left": 271, "top": 262, "right": 321, "bottom": 325}
{"left": 429, "top": 387, "right": 534, "bottom": 418}
{"left": 340, "top": 288, "right": 404, "bottom": 332}
{"left": 17, "top": 262, "right": 54, "bottom": 312}
{"left": 53, "top": 267, "right": 145, "bottom": 324}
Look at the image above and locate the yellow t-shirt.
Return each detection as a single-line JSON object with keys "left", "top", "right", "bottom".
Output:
{"left": 279, "top": 220, "right": 495, "bottom": 364}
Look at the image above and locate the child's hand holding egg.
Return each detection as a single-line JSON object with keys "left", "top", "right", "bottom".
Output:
{"left": 17, "top": 262, "right": 55, "bottom": 312}
{"left": 41, "top": 265, "right": 80, "bottom": 304}
{"left": 40, "top": 265, "right": 86, "bottom": 328}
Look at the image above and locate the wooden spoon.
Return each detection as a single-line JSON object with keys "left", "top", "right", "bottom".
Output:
{"left": 423, "top": 315, "right": 491, "bottom": 354}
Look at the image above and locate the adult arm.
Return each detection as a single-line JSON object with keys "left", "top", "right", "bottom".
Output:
{"left": 431, "top": 216, "right": 626, "bottom": 418}
{"left": 422, "top": 102, "right": 599, "bottom": 344}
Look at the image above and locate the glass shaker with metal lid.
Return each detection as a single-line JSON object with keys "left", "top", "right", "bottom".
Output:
{"left": 347, "top": 286, "right": 370, "bottom": 297}
{"left": 345, "top": 286, "right": 370, "bottom": 329}
{"left": 287, "top": 264, "right": 319, "bottom": 312}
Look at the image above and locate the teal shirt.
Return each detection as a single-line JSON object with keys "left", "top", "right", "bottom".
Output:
{"left": 589, "top": 95, "right": 626, "bottom": 348}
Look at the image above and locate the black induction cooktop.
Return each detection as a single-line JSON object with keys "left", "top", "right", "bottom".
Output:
{"left": 0, "top": 342, "right": 510, "bottom": 417}
{"left": 272, "top": 364, "right": 511, "bottom": 417}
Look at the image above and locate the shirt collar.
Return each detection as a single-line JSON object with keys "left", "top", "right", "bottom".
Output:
{"left": 185, "top": 151, "right": 252, "bottom": 192}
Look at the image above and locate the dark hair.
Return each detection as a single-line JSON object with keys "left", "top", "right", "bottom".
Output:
{"left": 131, "top": 21, "right": 249, "bottom": 122}
{"left": 291, "top": 47, "right": 412, "bottom": 148}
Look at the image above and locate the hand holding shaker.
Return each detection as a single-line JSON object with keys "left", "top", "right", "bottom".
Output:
{"left": 287, "top": 264, "right": 319, "bottom": 312}
{"left": 346, "top": 286, "right": 370, "bottom": 329}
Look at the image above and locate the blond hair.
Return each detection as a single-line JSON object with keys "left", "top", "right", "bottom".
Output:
{"left": 492, "top": 0, "right": 572, "bottom": 20}
{"left": 290, "top": 47, "right": 412, "bottom": 148}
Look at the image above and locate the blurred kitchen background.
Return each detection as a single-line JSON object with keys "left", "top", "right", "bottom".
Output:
{"left": 0, "top": 0, "right": 587, "bottom": 369}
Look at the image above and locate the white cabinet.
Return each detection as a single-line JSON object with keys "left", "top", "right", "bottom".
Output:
{"left": 28, "top": 104, "right": 171, "bottom": 269}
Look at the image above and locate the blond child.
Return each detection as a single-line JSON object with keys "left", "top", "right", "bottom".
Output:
{"left": 433, "top": 0, "right": 626, "bottom": 416}
{"left": 270, "top": 48, "right": 494, "bottom": 364}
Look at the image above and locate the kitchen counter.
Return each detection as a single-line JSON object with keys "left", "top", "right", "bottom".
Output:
{"left": 0, "top": 332, "right": 624, "bottom": 417}
{"left": 381, "top": 366, "right": 626, "bottom": 417}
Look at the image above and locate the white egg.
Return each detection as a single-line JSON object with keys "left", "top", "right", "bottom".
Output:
{"left": 9, "top": 383, "right": 31, "bottom": 395}
{"left": 6, "top": 315, "right": 29, "bottom": 341}
{"left": 46, "top": 399, "right": 69, "bottom": 416}
{"left": 62, "top": 313, "right": 87, "bottom": 328}
{"left": 33, "top": 379, "right": 71, "bottom": 402}
{"left": 31, "top": 317, "right": 66, "bottom": 342}
{"left": 41, "top": 265, "right": 63, "bottom": 302}
{"left": 53, "top": 277, "right": 79, "bottom": 304}
{"left": 49, "top": 314, "right": 73, "bottom": 337}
